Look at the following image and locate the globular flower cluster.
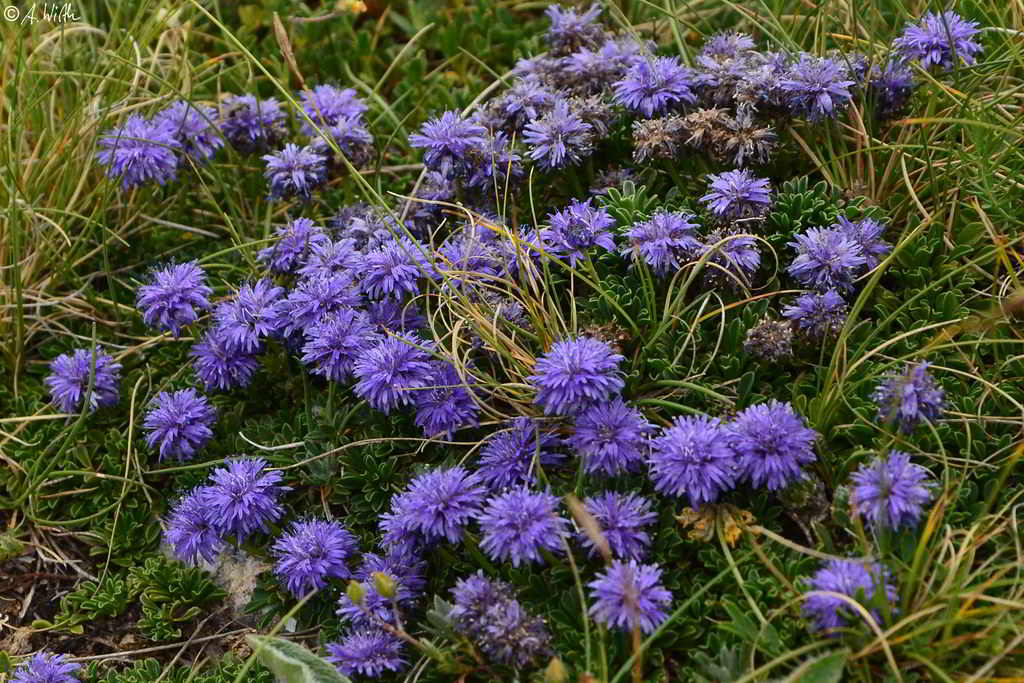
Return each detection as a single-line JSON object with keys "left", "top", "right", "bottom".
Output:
{"left": 588, "top": 559, "right": 673, "bottom": 634}
{"left": 729, "top": 400, "right": 818, "bottom": 491}
{"left": 10, "top": 652, "right": 82, "bottom": 683}
{"left": 851, "top": 451, "right": 936, "bottom": 530}
{"left": 649, "top": 415, "right": 736, "bottom": 506}
{"left": 802, "top": 559, "right": 898, "bottom": 634}
{"left": 581, "top": 491, "right": 657, "bottom": 560}
{"left": 136, "top": 261, "right": 213, "bottom": 337}
{"left": 893, "top": 11, "right": 983, "bottom": 72}
{"left": 528, "top": 335, "right": 625, "bottom": 416}
{"left": 95, "top": 114, "right": 181, "bottom": 190}
{"left": 700, "top": 169, "right": 773, "bottom": 221}
{"left": 478, "top": 417, "right": 565, "bottom": 490}
{"left": 569, "top": 398, "right": 653, "bottom": 477}
{"left": 872, "top": 360, "right": 945, "bottom": 433}
{"left": 544, "top": 197, "right": 617, "bottom": 266}
{"left": 384, "top": 466, "right": 487, "bottom": 547}
{"left": 143, "top": 388, "right": 216, "bottom": 461}
{"left": 271, "top": 518, "right": 359, "bottom": 597}
{"left": 326, "top": 629, "right": 406, "bottom": 678}
{"left": 477, "top": 487, "right": 568, "bottom": 567}
{"left": 623, "top": 210, "right": 701, "bottom": 276}
{"left": 45, "top": 347, "right": 122, "bottom": 413}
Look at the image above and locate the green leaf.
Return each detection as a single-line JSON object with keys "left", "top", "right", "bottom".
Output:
{"left": 246, "top": 635, "right": 353, "bottom": 683}
{"left": 781, "top": 650, "right": 848, "bottom": 683}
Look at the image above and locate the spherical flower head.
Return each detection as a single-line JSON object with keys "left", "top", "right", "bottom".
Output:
{"left": 491, "top": 77, "right": 557, "bottom": 130}
{"left": 300, "top": 308, "right": 377, "bottom": 383}
{"left": 190, "top": 328, "right": 262, "bottom": 392}
{"left": 45, "top": 347, "right": 122, "bottom": 413}
{"left": 867, "top": 60, "right": 916, "bottom": 120}
{"left": 613, "top": 56, "right": 697, "bottom": 118}
{"left": 312, "top": 117, "right": 375, "bottom": 168}
{"left": 201, "top": 457, "right": 289, "bottom": 541}
{"left": 218, "top": 94, "right": 286, "bottom": 153}
{"left": 143, "top": 388, "right": 216, "bottom": 462}
{"left": 649, "top": 414, "right": 736, "bottom": 506}
{"left": 477, "top": 417, "right": 566, "bottom": 491}
{"left": 699, "top": 229, "right": 762, "bottom": 288}
{"left": 296, "top": 236, "right": 365, "bottom": 281}
{"left": 588, "top": 559, "right": 672, "bottom": 634}
{"left": 623, "top": 210, "right": 701, "bottom": 276}
{"left": 154, "top": 100, "right": 223, "bottom": 162}
{"left": 477, "top": 487, "right": 568, "bottom": 567}
{"left": 95, "top": 114, "right": 180, "bottom": 190}
{"left": 279, "top": 272, "right": 362, "bottom": 339}
{"left": 326, "top": 628, "right": 406, "bottom": 678}
{"left": 361, "top": 236, "right": 431, "bottom": 301}
{"left": 262, "top": 143, "right": 327, "bottom": 201}
{"left": 257, "top": 218, "right": 328, "bottom": 274}
{"left": 353, "top": 333, "right": 436, "bottom": 414}
{"left": 396, "top": 466, "right": 487, "bottom": 544}
{"left": 164, "top": 487, "right": 224, "bottom": 565}
{"left": 545, "top": 198, "right": 617, "bottom": 266}
{"left": 523, "top": 99, "right": 594, "bottom": 170}
{"left": 569, "top": 398, "right": 653, "bottom": 477}
{"left": 449, "top": 572, "right": 552, "bottom": 668}
{"left": 729, "top": 400, "right": 818, "bottom": 491}
{"left": 802, "top": 559, "right": 898, "bottom": 634}
{"left": 782, "top": 289, "right": 848, "bottom": 338}
{"left": 433, "top": 233, "right": 501, "bottom": 292}
{"left": 414, "top": 362, "right": 480, "bottom": 438}
{"left": 787, "top": 227, "right": 867, "bottom": 293}
{"left": 545, "top": 2, "right": 605, "bottom": 54}
{"left": 779, "top": 56, "right": 855, "bottom": 121}
{"left": 529, "top": 335, "right": 625, "bottom": 416}
{"left": 852, "top": 451, "right": 935, "bottom": 530}
{"left": 893, "top": 11, "right": 983, "bottom": 71}
{"left": 833, "top": 216, "right": 891, "bottom": 270}
{"left": 872, "top": 360, "right": 945, "bottom": 434}
{"left": 581, "top": 492, "right": 657, "bottom": 560}
{"left": 136, "top": 261, "right": 213, "bottom": 337}
{"left": 366, "top": 299, "right": 426, "bottom": 334}
{"left": 212, "top": 278, "right": 286, "bottom": 354}
{"left": 10, "top": 652, "right": 82, "bottom": 683}
{"left": 299, "top": 84, "right": 368, "bottom": 134}
{"left": 700, "top": 169, "right": 773, "bottom": 220}
{"left": 700, "top": 31, "right": 757, "bottom": 61}
{"left": 271, "top": 518, "right": 359, "bottom": 596}
{"left": 408, "top": 110, "right": 489, "bottom": 172}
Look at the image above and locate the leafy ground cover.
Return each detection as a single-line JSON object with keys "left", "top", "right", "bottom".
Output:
{"left": 2, "top": 0, "right": 1024, "bottom": 681}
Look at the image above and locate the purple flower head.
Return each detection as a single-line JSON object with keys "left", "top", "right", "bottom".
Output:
{"left": 45, "top": 348, "right": 122, "bottom": 413}
{"left": 219, "top": 94, "right": 286, "bottom": 153}
{"left": 780, "top": 56, "right": 855, "bottom": 121}
{"left": 893, "top": 11, "right": 983, "bottom": 71}
{"left": 802, "top": 559, "right": 898, "bottom": 634}
{"left": 782, "top": 289, "right": 848, "bottom": 338}
{"left": 300, "top": 308, "right": 377, "bottom": 383}
{"left": 614, "top": 57, "right": 697, "bottom": 118}
{"left": 366, "top": 299, "right": 426, "bottom": 334}
{"left": 279, "top": 272, "right": 362, "bottom": 339}
{"left": 523, "top": 99, "right": 594, "bottom": 170}
{"left": 312, "top": 117, "right": 375, "bottom": 168}
{"left": 154, "top": 100, "right": 223, "bottom": 162}
{"left": 353, "top": 333, "right": 436, "bottom": 413}
{"left": 408, "top": 110, "right": 489, "bottom": 173}
{"left": 143, "top": 388, "right": 216, "bottom": 462}
{"left": 477, "top": 417, "right": 566, "bottom": 491}
{"left": 700, "top": 31, "right": 756, "bottom": 61}
{"left": 212, "top": 278, "right": 286, "bottom": 353}
{"left": 787, "top": 227, "right": 867, "bottom": 293}
{"left": 545, "top": 3, "right": 605, "bottom": 54}
{"left": 852, "top": 451, "right": 935, "bottom": 530}
{"left": 463, "top": 131, "right": 523, "bottom": 189}
{"left": 545, "top": 198, "right": 617, "bottom": 266}
{"left": 700, "top": 169, "right": 773, "bottom": 220}
{"left": 337, "top": 551, "right": 425, "bottom": 627}
{"left": 164, "top": 487, "right": 223, "bottom": 565}
{"left": 868, "top": 60, "right": 916, "bottom": 120}
{"left": 201, "top": 457, "right": 289, "bottom": 541}
{"left": 299, "top": 85, "right": 368, "bottom": 134}
{"left": 872, "top": 360, "right": 945, "bottom": 434}
{"left": 10, "top": 653, "right": 81, "bottom": 683}
{"left": 477, "top": 487, "right": 568, "bottom": 567}
{"left": 414, "top": 362, "right": 480, "bottom": 438}
{"left": 190, "top": 329, "right": 262, "bottom": 392}
{"left": 296, "top": 236, "right": 364, "bottom": 281}
{"left": 490, "top": 77, "right": 558, "bottom": 130}
{"left": 257, "top": 218, "right": 328, "bottom": 274}
{"left": 528, "top": 335, "right": 625, "bottom": 416}
{"left": 569, "top": 398, "right": 653, "bottom": 477}
{"left": 395, "top": 466, "right": 487, "bottom": 544}
{"left": 623, "top": 210, "right": 701, "bottom": 276}
{"left": 262, "top": 143, "right": 327, "bottom": 201}
{"left": 699, "top": 229, "right": 762, "bottom": 288}
{"left": 588, "top": 559, "right": 672, "bottom": 634}
{"left": 581, "top": 492, "right": 657, "bottom": 560}
{"left": 449, "top": 572, "right": 552, "bottom": 668}
{"left": 136, "top": 261, "right": 212, "bottom": 337}
{"left": 271, "top": 518, "right": 359, "bottom": 596}
{"left": 95, "top": 114, "right": 180, "bottom": 190}
{"left": 649, "top": 414, "right": 737, "bottom": 506}
{"left": 833, "top": 216, "right": 891, "bottom": 270}
{"left": 434, "top": 233, "right": 501, "bottom": 292}
{"left": 361, "top": 237, "right": 431, "bottom": 301}
{"left": 729, "top": 400, "right": 818, "bottom": 491}
{"left": 326, "top": 628, "right": 406, "bottom": 678}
